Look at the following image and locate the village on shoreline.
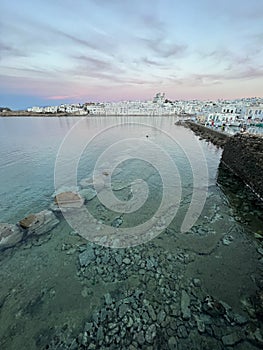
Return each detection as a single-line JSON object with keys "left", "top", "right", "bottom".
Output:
{"left": 1, "top": 93, "right": 263, "bottom": 127}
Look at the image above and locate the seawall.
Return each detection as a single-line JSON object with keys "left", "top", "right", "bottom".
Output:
{"left": 221, "top": 133, "right": 263, "bottom": 200}
{"left": 182, "top": 121, "right": 263, "bottom": 200}
{"left": 184, "top": 121, "right": 229, "bottom": 147}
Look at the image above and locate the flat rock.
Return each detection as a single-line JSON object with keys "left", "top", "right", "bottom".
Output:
{"left": 79, "top": 246, "right": 96, "bottom": 266}
{"left": 0, "top": 223, "right": 23, "bottom": 250}
{"left": 19, "top": 210, "right": 59, "bottom": 236}
{"left": 54, "top": 191, "right": 84, "bottom": 208}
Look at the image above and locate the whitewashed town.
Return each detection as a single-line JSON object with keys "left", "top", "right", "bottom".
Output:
{"left": 26, "top": 93, "right": 263, "bottom": 127}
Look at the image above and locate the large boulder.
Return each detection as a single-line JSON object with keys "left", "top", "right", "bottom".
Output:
{"left": 0, "top": 223, "right": 23, "bottom": 250}
{"left": 19, "top": 210, "right": 59, "bottom": 236}
{"left": 54, "top": 192, "right": 84, "bottom": 209}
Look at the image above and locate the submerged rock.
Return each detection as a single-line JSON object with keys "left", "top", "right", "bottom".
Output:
{"left": 79, "top": 246, "right": 96, "bottom": 267}
{"left": 80, "top": 176, "right": 105, "bottom": 192}
{"left": 79, "top": 188, "right": 97, "bottom": 202}
{"left": 0, "top": 223, "right": 23, "bottom": 250}
{"left": 222, "top": 331, "right": 243, "bottom": 346}
{"left": 145, "top": 324, "right": 156, "bottom": 343}
{"left": 181, "top": 290, "right": 191, "bottom": 320}
{"left": 19, "top": 210, "right": 59, "bottom": 236}
{"left": 111, "top": 217, "right": 123, "bottom": 228}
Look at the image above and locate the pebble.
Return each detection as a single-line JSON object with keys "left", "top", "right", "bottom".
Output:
{"left": 222, "top": 235, "right": 234, "bottom": 246}
{"left": 147, "top": 305, "right": 156, "bottom": 321}
{"left": 127, "top": 316, "right": 134, "bottom": 328}
{"left": 66, "top": 248, "right": 76, "bottom": 255}
{"left": 168, "top": 336, "right": 177, "bottom": 350}
{"left": 111, "top": 217, "right": 123, "bottom": 228}
{"left": 123, "top": 258, "right": 131, "bottom": 265}
{"left": 79, "top": 247, "right": 96, "bottom": 267}
{"left": 181, "top": 290, "right": 191, "bottom": 320}
{"left": 194, "top": 315, "right": 205, "bottom": 333}
{"left": 81, "top": 287, "right": 89, "bottom": 298}
{"left": 157, "top": 310, "right": 166, "bottom": 323}
{"left": 145, "top": 324, "right": 156, "bottom": 343}
{"left": 104, "top": 293, "right": 112, "bottom": 305}
{"left": 84, "top": 322, "right": 93, "bottom": 332}
{"left": 177, "top": 325, "right": 188, "bottom": 338}
{"left": 96, "top": 326, "right": 104, "bottom": 343}
{"left": 222, "top": 331, "right": 243, "bottom": 346}
{"left": 100, "top": 308, "right": 107, "bottom": 322}
{"left": 136, "top": 331, "right": 145, "bottom": 346}
{"left": 193, "top": 278, "right": 201, "bottom": 287}
{"left": 119, "top": 304, "right": 129, "bottom": 318}
{"left": 115, "top": 254, "right": 122, "bottom": 266}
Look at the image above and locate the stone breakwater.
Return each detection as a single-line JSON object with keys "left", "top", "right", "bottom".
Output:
{"left": 181, "top": 121, "right": 263, "bottom": 200}
{"left": 221, "top": 133, "right": 263, "bottom": 200}
{"left": 184, "top": 121, "right": 229, "bottom": 148}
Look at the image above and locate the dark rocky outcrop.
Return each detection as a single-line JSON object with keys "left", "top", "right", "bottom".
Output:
{"left": 221, "top": 134, "right": 263, "bottom": 199}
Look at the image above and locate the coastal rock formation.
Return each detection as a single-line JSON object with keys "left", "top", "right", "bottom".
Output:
{"left": 54, "top": 192, "right": 84, "bottom": 208}
{"left": 221, "top": 134, "right": 263, "bottom": 199}
{"left": 0, "top": 223, "right": 23, "bottom": 250}
{"left": 19, "top": 210, "right": 59, "bottom": 236}
{"left": 185, "top": 121, "right": 229, "bottom": 147}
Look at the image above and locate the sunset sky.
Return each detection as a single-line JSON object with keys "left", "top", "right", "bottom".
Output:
{"left": 0, "top": 0, "right": 263, "bottom": 109}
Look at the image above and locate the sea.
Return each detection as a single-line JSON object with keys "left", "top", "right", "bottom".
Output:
{"left": 0, "top": 116, "right": 262, "bottom": 349}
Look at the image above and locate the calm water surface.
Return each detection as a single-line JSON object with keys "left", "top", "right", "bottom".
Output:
{"left": 0, "top": 116, "right": 262, "bottom": 350}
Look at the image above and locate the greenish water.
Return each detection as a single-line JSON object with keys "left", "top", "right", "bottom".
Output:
{"left": 0, "top": 117, "right": 262, "bottom": 349}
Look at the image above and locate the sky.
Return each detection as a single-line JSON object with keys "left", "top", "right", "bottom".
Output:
{"left": 0, "top": 0, "right": 263, "bottom": 109}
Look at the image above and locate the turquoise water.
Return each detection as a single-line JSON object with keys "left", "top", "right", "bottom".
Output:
{"left": 0, "top": 116, "right": 220, "bottom": 224}
{"left": 0, "top": 116, "right": 262, "bottom": 349}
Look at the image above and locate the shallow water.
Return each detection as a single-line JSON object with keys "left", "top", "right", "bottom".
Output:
{"left": 0, "top": 116, "right": 262, "bottom": 349}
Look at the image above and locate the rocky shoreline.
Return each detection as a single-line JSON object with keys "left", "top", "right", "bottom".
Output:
{"left": 0, "top": 177, "right": 263, "bottom": 349}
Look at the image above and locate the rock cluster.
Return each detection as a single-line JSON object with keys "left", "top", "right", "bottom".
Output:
{"left": 0, "top": 210, "right": 59, "bottom": 251}
{"left": 61, "top": 242, "right": 263, "bottom": 350}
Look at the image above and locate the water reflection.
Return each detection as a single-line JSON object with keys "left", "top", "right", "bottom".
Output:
{"left": 217, "top": 162, "right": 263, "bottom": 231}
